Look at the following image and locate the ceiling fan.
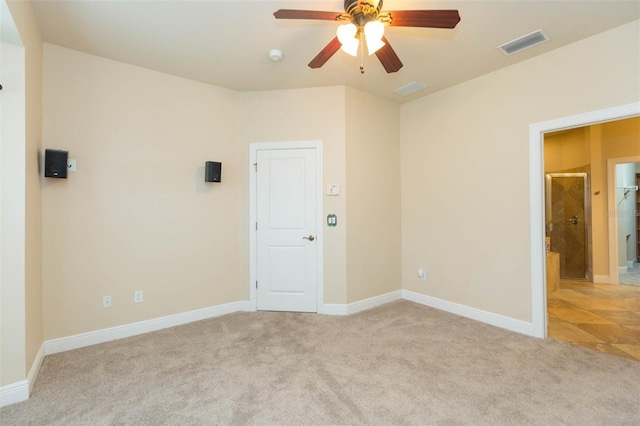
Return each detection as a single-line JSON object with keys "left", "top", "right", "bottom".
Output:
{"left": 274, "top": 0, "right": 460, "bottom": 73}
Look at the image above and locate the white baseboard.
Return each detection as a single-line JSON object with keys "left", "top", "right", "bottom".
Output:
{"left": 593, "top": 275, "right": 610, "bottom": 283}
{"left": 618, "top": 266, "right": 628, "bottom": 273}
{"left": 27, "top": 343, "right": 45, "bottom": 394}
{"left": 402, "top": 290, "right": 534, "bottom": 336}
{"left": 0, "top": 380, "right": 29, "bottom": 408}
{"left": 2, "top": 291, "right": 539, "bottom": 409}
{"left": 324, "top": 290, "right": 403, "bottom": 315}
{"left": 323, "top": 290, "right": 533, "bottom": 337}
{"left": 0, "top": 344, "right": 45, "bottom": 408}
{"left": 323, "top": 303, "right": 348, "bottom": 315}
{"left": 44, "top": 301, "right": 252, "bottom": 355}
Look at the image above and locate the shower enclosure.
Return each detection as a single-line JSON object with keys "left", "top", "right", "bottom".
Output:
{"left": 545, "top": 173, "right": 593, "bottom": 280}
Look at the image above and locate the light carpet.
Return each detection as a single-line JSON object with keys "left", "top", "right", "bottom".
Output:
{"left": 1, "top": 300, "right": 638, "bottom": 425}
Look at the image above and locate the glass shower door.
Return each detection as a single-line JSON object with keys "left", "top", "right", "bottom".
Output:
{"left": 545, "top": 173, "right": 591, "bottom": 280}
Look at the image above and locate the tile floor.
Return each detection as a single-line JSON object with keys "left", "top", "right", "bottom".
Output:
{"left": 547, "top": 279, "right": 640, "bottom": 361}
{"left": 619, "top": 263, "right": 640, "bottom": 286}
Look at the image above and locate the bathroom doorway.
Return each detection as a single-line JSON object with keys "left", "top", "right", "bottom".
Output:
{"left": 545, "top": 173, "right": 592, "bottom": 280}
{"left": 609, "top": 159, "right": 640, "bottom": 286}
{"left": 529, "top": 103, "right": 639, "bottom": 339}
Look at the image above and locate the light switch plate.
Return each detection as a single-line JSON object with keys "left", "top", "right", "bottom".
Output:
{"left": 67, "top": 159, "right": 77, "bottom": 172}
{"left": 326, "top": 184, "right": 340, "bottom": 196}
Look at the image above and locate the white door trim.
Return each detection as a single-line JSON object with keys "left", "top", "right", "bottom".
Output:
{"left": 529, "top": 102, "right": 640, "bottom": 338}
{"left": 607, "top": 156, "right": 640, "bottom": 284}
{"left": 249, "top": 141, "right": 324, "bottom": 313}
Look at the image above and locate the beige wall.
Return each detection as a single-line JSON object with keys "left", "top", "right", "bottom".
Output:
{"left": 42, "top": 44, "right": 242, "bottom": 339}
{"left": 599, "top": 118, "right": 640, "bottom": 272}
{"left": 17, "top": 0, "right": 43, "bottom": 384}
{"left": 544, "top": 127, "right": 590, "bottom": 173}
{"left": 42, "top": 46, "right": 401, "bottom": 341}
{"left": 1, "top": 39, "right": 27, "bottom": 387}
{"left": 345, "top": 87, "right": 401, "bottom": 303}
{"left": 1, "top": 0, "right": 42, "bottom": 387}
{"left": 239, "top": 87, "right": 348, "bottom": 304}
{"left": 15, "top": 14, "right": 640, "bottom": 377}
{"left": 589, "top": 125, "right": 608, "bottom": 277}
{"left": 401, "top": 20, "right": 640, "bottom": 322}
{"left": 591, "top": 118, "right": 640, "bottom": 276}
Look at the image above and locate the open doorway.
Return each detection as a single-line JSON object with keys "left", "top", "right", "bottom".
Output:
{"left": 541, "top": 117, "right": 640, "bottom": 287}
{"left": 529, "top": 103, "right": 640, "bottom": 339}
{"left": 611, "top": 160, "right": 640, "bottom": 286}
{"left": 540, "top": 117, "right": 640, "bottom": 360}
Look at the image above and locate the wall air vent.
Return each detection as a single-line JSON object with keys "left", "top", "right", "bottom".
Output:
{"left": 498, "top": 29, "right": 549, "bottom": 55}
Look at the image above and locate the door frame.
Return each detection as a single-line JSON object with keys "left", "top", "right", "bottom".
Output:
{"left": 607, "top": 156, "right": 640, "bottom": 284}
{"left": 249, "top": 140, "right": 324, "bottom": 313}
{"left": 529, "top": 101, "right": 640, "bottom": 338}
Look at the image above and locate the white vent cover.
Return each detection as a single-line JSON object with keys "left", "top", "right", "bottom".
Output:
{"left": 394, "top": 81, "right": 427, "bottom": 96}
{"left": 498, "top": 29, "right": 549, "bottom": 55}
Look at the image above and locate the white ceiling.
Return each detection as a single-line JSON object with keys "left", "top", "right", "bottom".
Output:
{"left": 30, "top": 0, "right": 640, "bottom": 103}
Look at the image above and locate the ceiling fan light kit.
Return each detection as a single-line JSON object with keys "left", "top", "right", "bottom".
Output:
{"left": 273, "top": 0, "right": 460, "bottom": 74}
{"left": 337, "top": 23, "right": 359, "bottom": 56}
{"left": 337, "top": 19, "right": 385, "bottom": 57}
{"left": 363, "top": 21, "right": 385, "bottom": 55}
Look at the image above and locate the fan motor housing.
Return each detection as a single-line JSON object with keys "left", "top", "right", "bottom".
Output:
{"left": 344, "top": 0, "right": 382, "bottom": 25}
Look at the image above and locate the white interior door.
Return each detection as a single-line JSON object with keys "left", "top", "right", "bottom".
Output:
{"left": 256, "top": 147, "right": 318, "bottom": 312}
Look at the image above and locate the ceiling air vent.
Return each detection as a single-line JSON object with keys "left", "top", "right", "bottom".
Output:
{"left": 498, "top": 29, "right": 549, "bottom": 55}
{"left": 394, "top": 81, "right": 427, "bottom": 96}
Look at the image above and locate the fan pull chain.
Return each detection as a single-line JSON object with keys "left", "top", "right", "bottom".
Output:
{"left": 359, "top": 33, "right": 365, "bottom": 74}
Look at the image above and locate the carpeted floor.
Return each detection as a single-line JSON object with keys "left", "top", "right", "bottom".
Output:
{"left": 1, "top": 300, "right": 638, "bottom": 425}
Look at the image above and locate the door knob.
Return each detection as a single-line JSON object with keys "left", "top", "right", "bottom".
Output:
{"left": 567, "top": 216, "right": 579, "bottom": 225}
{"left": 303, "top": 235, "right": 315, "bottom": 241}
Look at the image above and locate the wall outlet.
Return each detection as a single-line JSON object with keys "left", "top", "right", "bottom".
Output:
{"left": 418, "top": 268, "right": 426, "bottom": 281}
{"left": 134, "top": 290, "right": 143, "bottom": 304}
{"left": 103, "top": 295, "right": 112, "bottom": 308}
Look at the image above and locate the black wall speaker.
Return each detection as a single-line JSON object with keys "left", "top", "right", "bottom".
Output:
{"left": 45, "top": 149, "right": 69, "bottom": 178}
{"left": 205, "top": 161, "right": 222, "bottom": 183}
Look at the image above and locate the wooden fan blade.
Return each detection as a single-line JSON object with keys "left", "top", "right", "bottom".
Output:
{"left": 308, "top": 37, "right": 342, "bottom": 69}
{"left": 375, "top": 36, "right": 403, "bottom": 73}
{"left": 274, "top": 9, "right": 342, "bottom": 21}
{"left": 387, "top": 10, "right": 461, "bottom": 28}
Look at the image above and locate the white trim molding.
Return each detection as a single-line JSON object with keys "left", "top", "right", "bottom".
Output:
{"left": 593, "top": 275, "right": 611, "bottom": 284}
{"left": 325, "top": 290, "right": 534, "bottom": 337}
{"left": 44, "top": 301, "right": 252, "bottom": 355}
{"left": 27, "top": 343, "right": 45, "bottom": 394}
{"left": 402, "top": 290, "right": 534, "bottom": 336}
{"left": 324, "top": 290, "right": 403, "bottom": 315}
{"left": 0, "top": 380, "right": 29, "bottom": 408}
{"left": 0, "top": 344, "right": 45, "bottom": 408}
{"left": 529, "top": 101, "right": 640, "bottom": 338}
